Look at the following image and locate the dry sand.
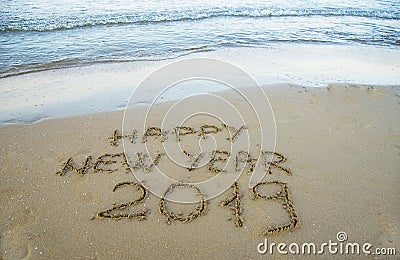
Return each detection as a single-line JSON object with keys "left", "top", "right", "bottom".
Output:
{"left": 0, "top": 84, "right": 399, "bottom": 259}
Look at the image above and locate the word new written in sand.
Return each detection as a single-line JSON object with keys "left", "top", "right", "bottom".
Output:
{"left": 56, "top": 124, "right": 299, "bottom": 236}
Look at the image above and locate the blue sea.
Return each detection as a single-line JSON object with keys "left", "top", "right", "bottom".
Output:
{"left": 1, "top": 0, "right": 399, "bottom": 78}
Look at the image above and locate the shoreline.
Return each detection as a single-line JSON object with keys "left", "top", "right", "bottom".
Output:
{"left": 1, "top": 44, "right": 400, "bottom": 125}
{"left": 1, "top": 43, "right": 399, "bottom": 80}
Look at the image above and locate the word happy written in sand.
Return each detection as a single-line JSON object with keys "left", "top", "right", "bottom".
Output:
{"left": 56, "top": 124, "right": 300, "bottom": 236}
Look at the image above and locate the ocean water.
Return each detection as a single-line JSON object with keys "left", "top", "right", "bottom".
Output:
{"left": 1, "top": 0, "right": 399, "bottom": 78}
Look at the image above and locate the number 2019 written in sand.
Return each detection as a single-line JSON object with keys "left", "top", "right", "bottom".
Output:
{"left": 56, "top": 125, "right": 300, "bottom": 236}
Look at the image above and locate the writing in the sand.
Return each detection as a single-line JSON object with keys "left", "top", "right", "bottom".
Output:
{"left": 108, "top": 124, "right": 247, "bottom": 145}
{"left": 56, "top": 126, "right": 300, "bottom": 236}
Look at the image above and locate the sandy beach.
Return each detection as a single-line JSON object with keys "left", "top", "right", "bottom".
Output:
{"left": 1, "top": 83, "right": 399, "bottom": 259}
{"left": 2, "top": 0, "right": 400, "bottom": 258}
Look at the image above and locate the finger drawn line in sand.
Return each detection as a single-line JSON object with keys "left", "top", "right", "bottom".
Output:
{"left": 198, "top": 124, "right": 223, "bottom": 139}
{"left": 129, "top": 152, "right": 165, "bottom": 173}
{"left": 56, "top": 156, "right": 93, "bottom": 176}
{"left": 235, "top": 151, "right": 257, "bottom": 174}
{"left": 109, "top": 129, "right": 137, "bottom": 146}
{"left": 234, "top": 151, "right": 292, "bottom": 176}
{"left": 158, "top": 182, "right": 207, "bottom": 224}
{"left": 93, "top": 154, "right": 124, "bottom": 173}
{"left": 56, "top": 152, "right": 164, "bottom": 176}
{"left": 92, "top": 181, "right": 148, "bottom": 221}
{"left": 220, "top": 182, "right": 244, "bottom": 227}
{"left": 261, "top": 151, "right": 292, "bottom": 175}
{"left": 56, "top": 150, "right": 290, "bottom": 176}
{"left": 174, "top": 126, "right": 197, "bottom": 142}
{"left": 109, "top": 124, "right": 246, "bottom": 146}
{"left": 224, "top": 125, "right": 247, "bottom": 142}
{"left": 207, "top": 150, "right": 230, "bottom": 173}
{"left": 142, "top": 127, "right": 169, "bottom": 143}
{"left": 183, "top": 150, "right": 203, "bottom": 171}
{"left": 252, "top": 181, "right": 300, "bottom": 236}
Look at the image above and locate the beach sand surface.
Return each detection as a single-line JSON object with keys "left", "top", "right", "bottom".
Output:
{"left": 0, "top": 84, "right": 399, "bottom": 259}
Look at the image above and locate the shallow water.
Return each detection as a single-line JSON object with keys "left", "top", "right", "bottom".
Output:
{"left": 1, "top": 0, "right": 399, "bottom": 77}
